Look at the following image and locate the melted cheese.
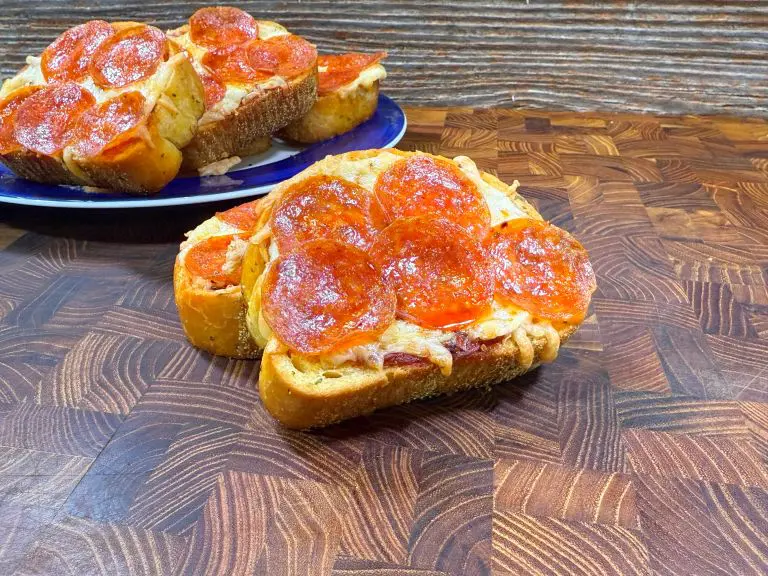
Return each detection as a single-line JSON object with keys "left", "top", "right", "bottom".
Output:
{"left": 255, "top": 153, "right": 554, "bottom": 376}
{"left": 336, "top": 64, "right": 387, "bottom": 97}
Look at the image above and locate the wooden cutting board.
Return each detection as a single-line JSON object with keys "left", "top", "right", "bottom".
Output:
{"left": 1, "top": 108, "right": 767, "bottom": 575}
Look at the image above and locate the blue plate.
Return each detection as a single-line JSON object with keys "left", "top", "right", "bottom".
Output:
{"left": 0, "top": 94, "right": 406, "bottom": 209}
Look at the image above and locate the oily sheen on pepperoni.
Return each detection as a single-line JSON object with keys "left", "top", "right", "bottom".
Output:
{"left": 488, "top": 218, "right": 596, "bottom": 324}
{"left": 270, "top": 175, "right": 382, "bottom": 252}
{"left": 199, "top": 69, "right": 226, "bottom": 108}
{"left": 370, "top": 215, "right": 494, "bottom": 330}
{"left": 90, "top": 25, "right": 168, "bottom": 89}
{"left": 13, "top": 83, "right": 95, "bottom": 155}
{"left": 203, "top": 35, "right": 315, "bottom": 84}
{"left": 70, "top": 91, "right": 146, "bottom": 158}
{"left": 374, "top": 155, "right": 491, "bottom": 238}
{"left": 318, "top": 52, "right": 386, "bottom": 96}
{"left": 262, "top": 239, "right": 396, "bottom": 355}
{"left": 0, "top": 86, "right": 43, "bottom": 154}
{"left": 216, "top": 199, "right": 262, "bottom": 232}
{"left": 202, "top": 45, "right": 275, "bottom": 84}
{"left": 189, "top": 6, "right": 258, "bottom": 49}
{"left": 41, "top": 20, "right": 114, "bottom": 83}
{"left": 185, "top": 234, "right": 244, "bottom": 290}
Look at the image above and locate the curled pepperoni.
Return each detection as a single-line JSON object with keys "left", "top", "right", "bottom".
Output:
{"left": 189, "top": 6, "right": 258, "bottom": 49}
{"left": 185, "top": 234, "right": 245, "bottom": 290}
{"left": 216, "top": 199, "right": 263, "bottom": 232}
{"left": 202, "top": 45, "right": 274, "bottom": 84}
{"left": 318, "top": 52, "right": 386, "bottom": 96}
{"left": 41, "top": 20, "right": 114, "bottom": 83}
{"left": 370, "top": 215, "right": 493, "bottom": 330}
{"left": 262, "top": 239, "right": 396, "bottom": 354}
{"left": 251, "top": 35, "right": 316, "bottom": 79}
{"left": 90, "top": 25, "right": 168, "bottom": 89}
{"left": 199, "top": 69, "right": 226, "bottom": 108}
{"left": 70, "top": 91, "right": 146, "bottom": 158}
{"left": 13, "top": 83, "right": 95, "bottom": 155}
{"left": 488, "top": 218, "right": 596, "bottom": 324}
{"left": 0, "top": 86, "right": 43, "bottom": 154}
{"left": 374, "top": 155, "right": 491, "bottom": 238}
{"left": 270, "top": 175, "right": 382, "bottom": 252}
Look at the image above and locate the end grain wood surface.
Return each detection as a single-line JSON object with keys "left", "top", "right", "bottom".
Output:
{"left": 0, "top": 1, "right": 766, "bottom": 116}
{"left": 2, "top": 107, "right": 768, "bottom": 574}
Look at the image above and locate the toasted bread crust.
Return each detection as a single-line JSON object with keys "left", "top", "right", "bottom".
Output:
{"left": 278, "top": 80, "right": 379, "bottom": 144}
{"left": 260, "top": 324, "right": 577, "bottom": 429}
{"left": 0, "top": 149, "right": 84, "bottom": 186}
{"left": 181, "top": 68, "right": 317, "bottom": 169}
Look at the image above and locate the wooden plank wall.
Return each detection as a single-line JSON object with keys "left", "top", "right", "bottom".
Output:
{"left": 0, "top": 1, "right": 766, "bottom": 116}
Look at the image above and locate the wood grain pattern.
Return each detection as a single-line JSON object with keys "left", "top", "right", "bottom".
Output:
{"left": 2, "top": 108, "right": 768, "bottom": 574}
{"left": 0, "top": 1, "right": 767, "bottom": 117}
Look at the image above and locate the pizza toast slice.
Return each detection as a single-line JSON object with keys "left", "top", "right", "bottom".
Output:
{"left": 0, "top": 20, "right": 205, "bottom": 193}
{"left": 170, "top": 6, "right": 318, "bottom": 171}
{"left": 204, "top": 149, "right": 596, "bottom": 429}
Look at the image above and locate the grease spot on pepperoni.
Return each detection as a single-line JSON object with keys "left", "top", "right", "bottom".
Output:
{"left": 317, "top": 51, "right": 386, "bottom": 96}
{"left": 262, "top": 239, "right": 396, "bottom": 354}
{"left": 189, "top": 6, "right": 258, "bottom": 49}
{"left": 488, "top": 218, "right": 596, "bottom": 323}
{"left": 185, "top": 234, "right": 244, "bottom": 289}
{"left": 370, "top": 215, "right": 494, "bottom": 330}
{"left": 90, "top": 25, "right": 168, "bottom": 89}
{"left": 70, "top": 91, "right": 146, "bottom": 158}
{"left": 41, "top": 20, "right": 114, "bottom": 83}
{"left": 374, "top": 155, "right": 491, "bottom": 238}
{"left": 270, "top": 175, "right": 382, "bottom": 252}
{"left": 13, "top": 83, "right": 96, "bottom": 155}
{"left": 0, "top": 86, "right": 43, "bottom": 154}
{"left": 216, "top": 199, "right": 263, "bottom": 232}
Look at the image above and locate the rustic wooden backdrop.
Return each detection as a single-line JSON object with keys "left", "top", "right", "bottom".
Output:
{"left": 0, "top": 0, "right": 766, "bottom": 117}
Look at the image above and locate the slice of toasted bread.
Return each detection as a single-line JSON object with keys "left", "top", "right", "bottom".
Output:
{"left": 174, "top": 199, "right": 266, "bottom": 358}
{"left": 279, "top": 80, "right": 380, "bottom": 144}
{"left": 170, "top": 17, "right": 318, "bottom": 171}
{"left": 236, "top": 149, "right": 588, "bottom": 429}
{"left": 0, "top": 22, "right": 205, "bottom": 194}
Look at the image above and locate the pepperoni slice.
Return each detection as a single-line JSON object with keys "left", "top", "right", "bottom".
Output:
{"left": 0, "top": 86, "right": 43, "bottom": 154}
{"left": 41, "top": 20, "right": 114, "bottom": 83}
{"left": 370, "top": 215, "right": 493, "bottom": 330}
{"left": 13, "top": 83, "right": 95, "bottom": 155}
{"left": 262, "top": 239, "right": 396, "bottom": 354}
{"left": 70, "top": 91, "right": 146, "bottom": 158}
{"left": 202, "top": 45, "right": 274, "bottom": 84}
{"left": 185, "top": 234, "right": 245, "bottom": 290}
{"left": 251, "top": 35, "right": 316, "bottom": 79}
{"left": 216, "top": 199, "right": 263, "bottom": 232}
{"left": 488, "top": 218, "right": 596, "bottom": 324}
{"left": 374, "top": 155, "right": 491, "bottom": 238}
{"left": 200, "top": 68, "right": 226, "bottom": 108}
{"left": 189, "top": 6, "right": 258, "bottom": 49}
{"left": 90, "top": 24, "right": 168, "bottom": 89}
{"left": 270, "top": 175, "right": 382, "bottom": 252}
{"left": 318, "top": 52, "right": 386, "bottom": 96}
